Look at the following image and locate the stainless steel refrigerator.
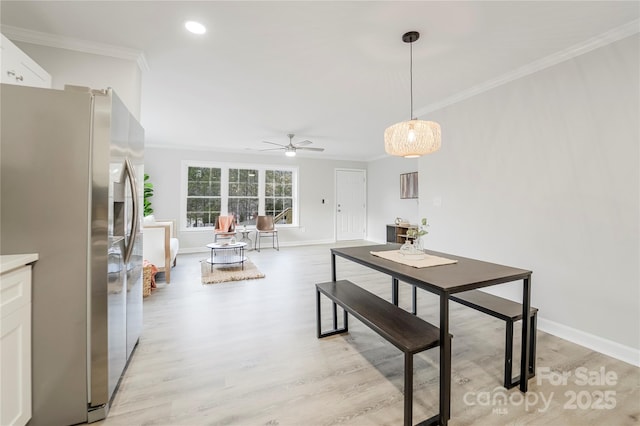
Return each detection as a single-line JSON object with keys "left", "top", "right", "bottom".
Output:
{"left": 0, "top": 84, "right": 144, "bottom": 425}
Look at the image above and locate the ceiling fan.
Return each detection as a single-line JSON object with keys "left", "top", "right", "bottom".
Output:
{"left": 260, "top": 133, "right": 325, "bottom": 157}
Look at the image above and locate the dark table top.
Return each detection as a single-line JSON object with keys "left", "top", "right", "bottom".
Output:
{"left": 331, "top": 244, "right": 532, "bottom": 294}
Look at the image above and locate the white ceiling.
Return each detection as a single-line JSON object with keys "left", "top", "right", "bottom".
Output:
{"left": 1, "top": 1, "right": 638, "bottom": 161}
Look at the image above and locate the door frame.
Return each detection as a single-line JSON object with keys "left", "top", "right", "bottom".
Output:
{"left": 334, "top": 168, "right": 367, "bottom": 241}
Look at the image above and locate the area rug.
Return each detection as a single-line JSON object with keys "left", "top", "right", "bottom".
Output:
{"left": 200, "top": 259, "right": 265, "bottom": 284}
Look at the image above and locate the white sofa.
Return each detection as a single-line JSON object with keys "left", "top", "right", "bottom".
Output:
{"left": 142, "top": 216, "right": 179, "bottom": 283}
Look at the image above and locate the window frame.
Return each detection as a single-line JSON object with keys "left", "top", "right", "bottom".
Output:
{"left": 181, "top": 160, "right": 299, "bottom": 231}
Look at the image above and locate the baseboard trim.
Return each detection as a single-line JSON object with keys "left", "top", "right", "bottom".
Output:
{"left": 537, "top": 317, "right": 640, "bottom": 367}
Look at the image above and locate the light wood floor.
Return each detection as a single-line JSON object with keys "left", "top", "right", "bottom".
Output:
{"left": 98, "top": 242, "right": 639, "bottom": 426}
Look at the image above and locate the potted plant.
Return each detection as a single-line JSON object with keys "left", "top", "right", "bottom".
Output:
{"left": 406, "top": 217, "right": 429, "bottom": 249}
{"left": 144, "top": 173, "right": 154, "bottom": 217}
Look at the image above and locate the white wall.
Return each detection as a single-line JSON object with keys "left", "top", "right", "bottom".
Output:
{"left": 14, "top": 41, "right": 142, "bottom": 119}
{"left": 419, "top": 34, "right": 639, "bottom": 363}
{"left": 367, "top": 156, "right": 420, "bottom": 243}
{"left": 145, "top": 147, "right": 366, "bottom": 251}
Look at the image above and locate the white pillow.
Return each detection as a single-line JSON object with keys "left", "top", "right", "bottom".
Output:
{"left": 143, "top": 215, "right": 156, "bottom": 225}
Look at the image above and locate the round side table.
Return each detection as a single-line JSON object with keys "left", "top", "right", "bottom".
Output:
{"left": 236, "top": 228, "right": 253, "bottom": 251}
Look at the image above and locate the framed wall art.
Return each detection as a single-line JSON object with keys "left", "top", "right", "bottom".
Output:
{"left": 400, "top": 172, "right": 418, "bottom": 199}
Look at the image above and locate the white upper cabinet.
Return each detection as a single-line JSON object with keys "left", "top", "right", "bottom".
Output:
{"left": 0, "top": 34, "right": 51, "bottom": 88}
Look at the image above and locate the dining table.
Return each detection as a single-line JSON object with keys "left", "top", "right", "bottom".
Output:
{"left": 330, "top": 244, "right": 533, "bottom": 426}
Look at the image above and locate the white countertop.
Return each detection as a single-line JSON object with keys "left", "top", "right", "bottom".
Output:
{"left": 0, "top": 253, "right": 39, "bottom": 274}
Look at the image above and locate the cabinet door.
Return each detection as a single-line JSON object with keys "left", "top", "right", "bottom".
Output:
{"left": 1, "top": 34, "right": 52, "bottom": 88}
{"left": 1, "top": 265, "right": 32, "bottom": 426}
{"left": 386, "top": 225, "right": 397, "bottom": 243}
{"left": 1, "top": 304, "right": 31, "bottom": 426}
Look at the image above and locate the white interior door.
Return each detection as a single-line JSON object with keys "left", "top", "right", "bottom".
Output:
{"left": 336, "top": 169, "right": 366, "bottom": 241}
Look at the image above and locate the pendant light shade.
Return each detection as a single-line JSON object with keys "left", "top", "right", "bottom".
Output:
{"left": 385, "top": 31, "right": 441, "bottom": 158}
{"left": 384, "top": 119, "right": 441, "bottom": 158}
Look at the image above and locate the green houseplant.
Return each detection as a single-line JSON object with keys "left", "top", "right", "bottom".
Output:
{"left": 144, "top": 173, "right": 154, "bottom": 216}
{"left": 406, "top": 217, "right": 429, "bottom": 248}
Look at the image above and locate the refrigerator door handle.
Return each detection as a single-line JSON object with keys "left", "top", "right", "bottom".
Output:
{"left": 123, "top": 158, "right": 139, "bottom": 264}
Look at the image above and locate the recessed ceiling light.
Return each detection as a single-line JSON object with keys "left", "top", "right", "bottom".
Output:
{"left": 185, "top": 21, "right": 206, "bottom": 35}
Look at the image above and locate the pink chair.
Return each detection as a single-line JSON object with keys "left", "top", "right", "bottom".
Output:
{"left": 214, "top": 215, "right": 236, "bottom": 242}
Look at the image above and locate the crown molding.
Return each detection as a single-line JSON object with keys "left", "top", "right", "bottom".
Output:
{"left": 0, "top": 25, "right": 150, "bottom": 72}
{"left": 414, "top": 19, "right": 640, "bottom": 118}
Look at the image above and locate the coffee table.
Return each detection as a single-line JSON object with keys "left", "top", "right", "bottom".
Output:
{"left": 205, "top": 241, "right": 247, "bottom": 270}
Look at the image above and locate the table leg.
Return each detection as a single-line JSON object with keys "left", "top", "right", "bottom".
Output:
{"left": 391, "top": 277, "right": 399, "bottom": 306}
{"left": 210, "top": 248, "right": 214, "bottom": 272}
{"left": 412, "top": 286, "right": 417, "bottom": 315}
{"left": 331, "top": 253, "right": 337, "bottom": 329}
{"left": 331, "top": 253, "right": 336, "bottom": 281}
{"left": 520, "top": 275, "right": 532, "bottom": 392}
{"left": 440, "top": 293, "right": 451, "bottom": 424}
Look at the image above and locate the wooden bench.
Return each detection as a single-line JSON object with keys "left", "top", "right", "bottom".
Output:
{"left": 316, "top": 280, "right": 444, "bottom": 426}
{"left": 449, "top": 289, "right": 537, "bottom": 389}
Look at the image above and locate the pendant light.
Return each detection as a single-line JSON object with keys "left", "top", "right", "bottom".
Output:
{"left": 384, "top": 31, "right": 441, "bottom": 158}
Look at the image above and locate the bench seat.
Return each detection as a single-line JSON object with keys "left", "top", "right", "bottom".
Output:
{"left": 316, "top": 280, "right": 443, "bottom": 426}
{"left": 450, "top": 289, "right": 537, "bottom": 389}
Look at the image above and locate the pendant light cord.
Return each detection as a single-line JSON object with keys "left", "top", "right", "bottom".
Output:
{"left": 409, "top": 40, "right": 414, "bottom": 120}
{"left": 401, "top": 31, "right": 420, "bottom": 120}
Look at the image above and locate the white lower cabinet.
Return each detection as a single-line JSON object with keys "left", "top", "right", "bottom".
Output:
{"left": 1, "top": 256, "right": 37, "bottom": 426}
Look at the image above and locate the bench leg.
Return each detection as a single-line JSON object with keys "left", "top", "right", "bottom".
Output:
{"left": 504, "top": 320, "right": 514, "bottom": 389}
{"left": 316, "top": 289, "right": 322, "bottom": 338}
{"left": 505, "top": 313, "right": 537, "bottom": 388}
{"left": 316, "top": 288, "right": 348, "bottom": 338}
{"left": 404, "top": 352, "right": 413, "bottom": 426}
{"left": 529, "top": 313, "right": 537, "bottom": 377}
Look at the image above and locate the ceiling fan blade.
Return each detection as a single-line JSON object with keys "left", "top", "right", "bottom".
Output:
{"left": 295, "top": 140, "right": 313, "bottom": 147}
{"left": 262, "top": 141, "right": 287, "bottom": 147}
{"left": 297, "top": 147, "right": 324, "bottom": 152}
{"left": 259, "top": 147, "right": 285, "bottom": 151}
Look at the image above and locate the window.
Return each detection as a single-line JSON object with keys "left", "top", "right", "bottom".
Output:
{"left": 228, "top": 168, "right": 259, "bottom": 226}
{"left": 186, "top": 166, "right": 221, "bottom": 227}
{"left": 182, "top": 162, "right": 298, "bottom": 229}
{"left": 265, "top": 170, "right": 293, "bottom": 222}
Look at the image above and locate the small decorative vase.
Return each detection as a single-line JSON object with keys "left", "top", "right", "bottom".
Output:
{"left": 400, "top": 240, "right": 425, "bottom": 260}
{"left": 400, "top": 240, "right": 413, "bottom": 252}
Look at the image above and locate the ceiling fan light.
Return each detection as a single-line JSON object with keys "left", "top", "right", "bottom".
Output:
{"left": 384, "top": 119, "right": 441, "bottom": 158}
{"left": 285, "top": 150, "right": 296, "bottom": 157}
